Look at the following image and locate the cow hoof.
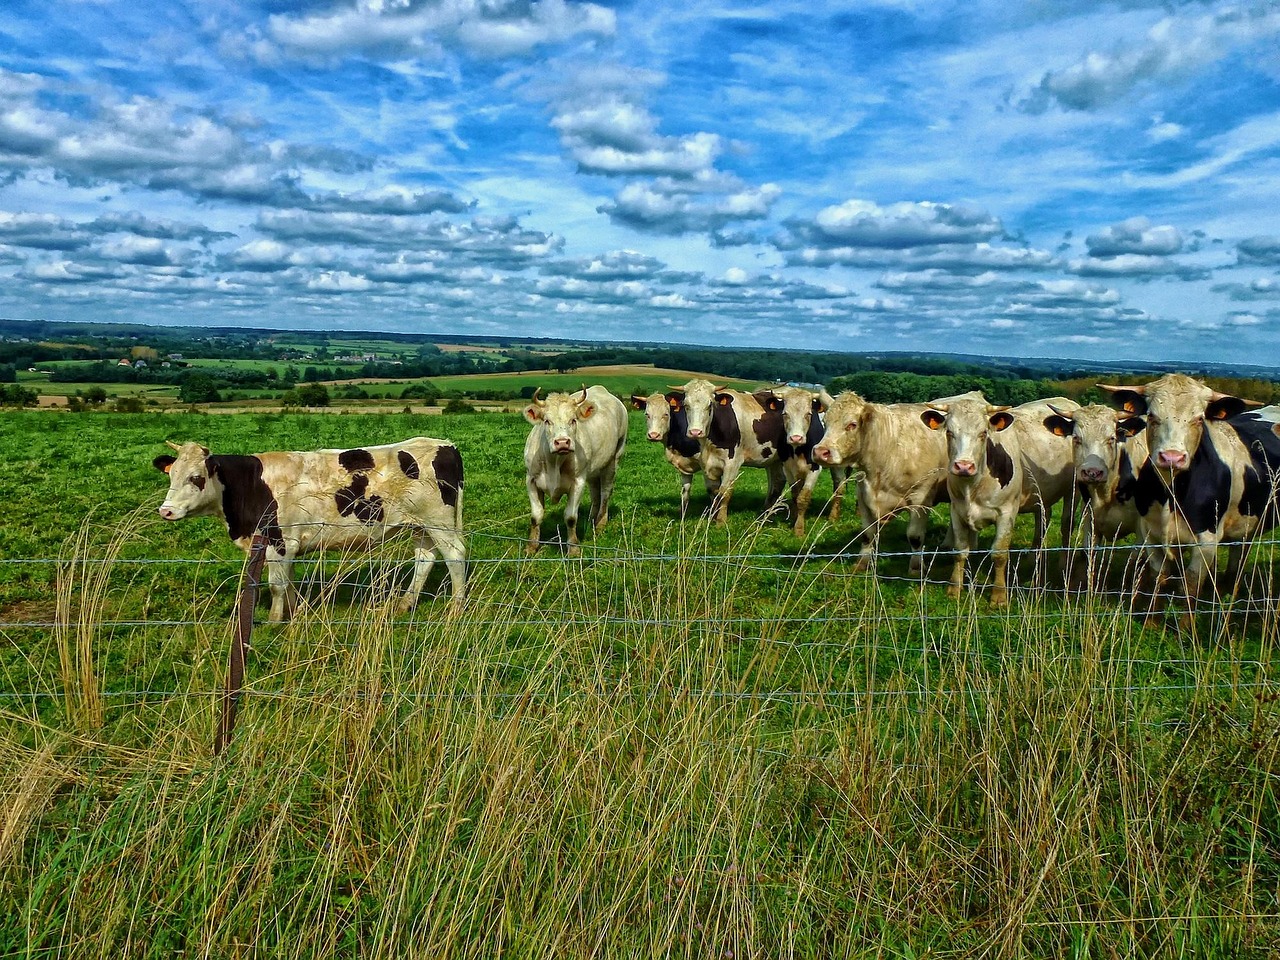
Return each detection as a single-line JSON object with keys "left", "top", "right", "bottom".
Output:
{"left": 851, "top": 558, "right": 872, "bottom": 574}
{"left": 989, "top": 592, "right": 1008, "bottom": 608}
{"left": 567, "top": 545, "right": 582, "bottom": 558}
{"left": 946, "top": 585, "right": 962, "bottom": 600}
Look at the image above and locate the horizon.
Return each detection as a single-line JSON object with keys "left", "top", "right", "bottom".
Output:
{"left": 1, "top": 2, "right": 1279, "bottom": 365}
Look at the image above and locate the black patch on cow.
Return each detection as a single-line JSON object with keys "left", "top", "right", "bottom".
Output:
{"left": 339, "top": 448, "right": 376, "bottom": 473}
{"left": 801, "top": 402, "right": 827, "bottom": 465}
{"left": 335, "top": 474, "right": 385, "bottom": 523}
{"left": 750, "top": 392, "right": 788, "bottom": 461}
{"left": 209, "top": 455, "right": 285, "bottom": 552}
{"left": 666, "top": 405, "right": 701, "bottom": 458}
{"left": 1229, "top": 411, "right": 1280, "bottom": 527}
{"left": 1134, "top": 427, "right": 1233, "bottom": 534}
{"left": 985, "top": 438, "right": 1015, "bottom": 488}
{"left": 398, "top": 450, "right": 420, "bottom": 479}
{"left": 153, "top": 454, "right": 176, "bottom": 473}
{"left": 710, "top": 395, "right": 742, "bottom": 458}
{"left": 1115, "top": 448, "right": 1138, "bottom": 504}
{"left": 432, "top": 445, "right": 464, "bottom": 508}
{"left": 191, "top": 475, "right": 206, "bottom": 491}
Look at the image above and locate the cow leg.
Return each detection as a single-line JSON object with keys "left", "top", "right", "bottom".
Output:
{"left": 764, "top": 462, "right": 787, "bottom": 513}
{"left": 266, "top": 556, "right": 295, "bottom": 622}
{"left": 1181, "top": 535, "right": 1221, "bottom": 626}
{"left": 593, "top": 459, "right": 619, "bottom": 532}
{"left": 905, "top": 506, "right": 929, "bottom": 576}
{"left": 564, "top": 474, "right": 589, "bottom": 556}
{"left": 1029, "top": 500, "right": 1049, "bottom": 588}
{"left": 409, "top": 530, "right": 467, "bottom": 615}
{"left": 851, "top": 485, "right": 882, "bottom": 572}
{"left": 791, "top": 462, "right": 820, "bottom": 537}
{"left": 678, "top": 470, "right": 693, "bottom": 519}
{"left": 828, "top": 466, "right": 849, "bottom": 523}
{"left": 711, "top": 459, "right": 743, "bottom": 525}
{"left": 947, "top": 516, "right": 971, "bottom": 600}
{"left": 990, "top": 510, "right": 1017, "bottom": 607}
{"left": 527, "top": 478, "right": 546, "bottom": 555}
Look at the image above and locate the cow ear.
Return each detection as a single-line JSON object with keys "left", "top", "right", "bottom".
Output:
{"left": 630, "top": 395, "right": 648, "bottom": 410}
{"left": 1117, "top": 416, "right": 1146, "bottom": 438}
{"left": 1044, "top": 414, "right": 1074, "bottom": 437}
{"left": 523, "top": 404, "right": 543, "bottom": 425}
{"left": 1098, "top": 384, "right": 1148, "bottom": 416}
{"left": 989, "top": 411, "right": 1015, "bottom": 432}
{"left": 768, "top": 396, "right": 781, "bottom": 412}
{"left": 715, "top": 393, "right": 733, "bottom": 407}
{"left": 666, "top": 393, "right": 683, "bottom": 411}
{"left": 578, "top": 401, "right": 596, "bottom": 420}
{"left": 921, "top": 409, "right": 946, "bottom": 431}
{"left": 1205, "top": 395, "right": 1252, "bottom": 421}
{"left": 153, "top": 455, "right": 176, "bottom": 474}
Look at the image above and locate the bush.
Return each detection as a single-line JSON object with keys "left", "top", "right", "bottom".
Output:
{"left": 442, "top": 398, "right": 478, "bottom": 414}
{"left": 0, "top": 383, "right": 38, "bottom": 406}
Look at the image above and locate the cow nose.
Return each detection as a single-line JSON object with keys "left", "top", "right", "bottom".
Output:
{"left": 1156, "top": 450, "right": 1187, "bottom": 470}
{"left": 554, "top": 438, "right": 572, "bottom": 452}
{"left": 687, "top": 427, "right": 703, "bottom": 438}
{"left": 952, "top": 459, "right": 977, "bottom": 477}
{"left": 647, "top": 430, "right": 662, "bottom": 441}
{"left": 158, "top": 506, "right": 175, "bottom": 520}
{"left": 789, "top": 433, "right": 805, "bottom": 444}
{"left": 1079, "top": 465, "right": 1106, "bottom": 484}
{"left": 815, "top": 446, "right": 833, "bottom": 463}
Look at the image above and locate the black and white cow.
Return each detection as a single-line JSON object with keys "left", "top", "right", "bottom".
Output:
{"left": 631, "top": 391, "right": 714, "bottom": 518}
{"left": 154, "top": 437, "right": 467, "bottom": 620}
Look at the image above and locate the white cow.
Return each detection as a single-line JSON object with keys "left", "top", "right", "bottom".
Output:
{"left": 524, "top": 385, "right": 628, "bottom": 556}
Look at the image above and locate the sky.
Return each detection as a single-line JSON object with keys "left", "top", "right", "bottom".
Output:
{"left": 1, "top": 1, "right": 1279, "bottom": 365}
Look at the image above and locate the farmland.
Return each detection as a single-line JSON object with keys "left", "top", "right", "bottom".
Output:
{"left": 2, "top": 404, "right": 1279, "bottom": 957}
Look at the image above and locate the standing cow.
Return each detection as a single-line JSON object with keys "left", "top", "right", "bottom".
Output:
{"left": 524, "top": 385, "right": 628, "bottom": 556}
{"left": 921, "top": 395, "right": 1078, "bottom": 605}
{"left": 672, "top": 378, "right": 788, "bottom": 526}
{"left": 154, "top": 437, "right": 467, "bottom": 620}
{"left": 631, "top": 391, "right": 714, "bottom": 518}
{"left": 766, "top": 385, "right": 850, "bottom": 537}
{"left": 1099, "top": 374, "right": 1270, "bottom": 619}
{"left": 1041, "top": 403, "right": 1149, "bottom": 585}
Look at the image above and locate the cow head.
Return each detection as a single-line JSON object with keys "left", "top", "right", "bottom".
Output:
{"left": 922, "top": 398, "right": 1013, "bottom": 478}
{"left": 153, "top": 441, "right": 221, "bottom": 520}
{"left": 525, "top": 387, "right": 596, "bottom": 455}
{"left": 770, "top": 386, "right": 825, "bottom": 446}
{"left": 811, "top": 390, "right": 861, "bottom": 465}
{"left": 1100, "top": 374, "right": 1258, "bottom": 475}
{"left": 1043, "top": 403, "right": 1146, "bottom": 486}
{"left": 673, "top": 379, "right": 723, "bottom": 441}
{"left": 632, "top": 391, "right": 677, "bottom": 442}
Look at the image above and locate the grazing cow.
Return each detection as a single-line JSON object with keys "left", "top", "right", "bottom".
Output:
{"left": 1041, "top": 404, "right": 1150, "bottom": 583}
{"left": 672, "top": 379, "right": 787, "bottom": 526}
{"left": 524, "top": 385, "right": 628, "bottom": 556}
{"left": 920, "top": 395, "right": 1079, "bottom": 605}
{"left": 1099, "top": 374, "right": 1271, "bottom": 617}
{"left": 631, "top": 391, "right": 714, "bottom": 518}
{"left": 764, "top": 385, "right": 850, "bottom": 537}
{"left": 153, "top": 437, "right": 466, "bottom": 621}
{"left": 813, "top": 390, "right": 975, "bottom": 573}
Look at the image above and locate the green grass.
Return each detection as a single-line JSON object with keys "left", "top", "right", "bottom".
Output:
{"left": 1, "top": 409, "right": 1279, "bottom": 957}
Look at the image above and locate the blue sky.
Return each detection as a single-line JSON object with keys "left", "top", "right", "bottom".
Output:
{"left": 2, "top": 1, "right": 1279, "bottom": 364}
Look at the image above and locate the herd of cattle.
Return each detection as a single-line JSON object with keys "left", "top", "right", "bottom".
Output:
{"left": 152, "top": 372, "right": 1280, "bottom": 623}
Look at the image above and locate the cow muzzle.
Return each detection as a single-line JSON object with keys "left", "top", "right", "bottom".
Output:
{"left": 789, "top": 433, "right": 805, "bottom": 445}
{"left": 647, "top": 430, "right": 662, "bottom": 441}
{"left": 553, "top": 438, "right": 574, "bottom": 454}
{"left": 1077, "top": 457, "right": 1108, "bottom": 485}
{"left": 686, "top": 427, "right": 704, "bottom": 439}
{"left": 814, "top": 445, "right": 835, "bottom": 464}
{"left": 158, "top": 505, "right": 180, "bottom": 520}
{"left": 1155, "top": 449, "right": 1188, "bottom": 471}
{"left": 951, "top": 460, "right": 977, "bottom": 477}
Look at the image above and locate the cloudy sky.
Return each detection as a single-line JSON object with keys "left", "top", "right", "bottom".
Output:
{"left": 2, "top": 1, "right": 1279, "bottom": 364}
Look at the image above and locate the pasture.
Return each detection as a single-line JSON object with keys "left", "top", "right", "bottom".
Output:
{"left": 1, "top": 408, "right": 1279, "bottom": 957}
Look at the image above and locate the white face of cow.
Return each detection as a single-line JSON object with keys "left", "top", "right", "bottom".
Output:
{"left": 1043, "top": 404, "right": 1144, "bottom": 486}
{"left": 674, "top": 379, "right": 721, "bottom": 440}
{"left": 525, "top": 390, "right": 596, "bottom": 454}
{"left": 775, "top": 388, "right": 820, "bottom": 446}
{"left": 813, "top": 391, "right": 866, "bottom": 465}
{"left": 153, "top": 442, "right": 222, "bottom": 520}
{"left": 922, "top": 399, "right": 1013, "bottom": 478}
{"left": 632, "top": 392, "right": 670, "bottom": 442}
{"left": 1101, "top": 374, "right": 1252, "bottom": 475}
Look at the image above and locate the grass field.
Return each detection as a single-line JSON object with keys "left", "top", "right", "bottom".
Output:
{"left": 1, "top": 408, "right": 1279, "bottom": 957}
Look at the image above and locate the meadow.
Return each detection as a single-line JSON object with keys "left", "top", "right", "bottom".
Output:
{"left": 1, "top": 407, "right": 1279, "bottom": 958}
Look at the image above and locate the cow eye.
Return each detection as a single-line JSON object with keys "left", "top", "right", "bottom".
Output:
{"left": 1073, "top": 435, "right": 1082, "bottom": 445}
{"left": 1147, "top": 414, "right": 1160, "bottom": 426}
{"left": 845, "top": 421, "right": 857, "bottom": 431}
{"left": 570, "top": 418, "right": 577, "bottom": 425}
{"left": 189, "top": 477, "right": 202, "bottom": 486}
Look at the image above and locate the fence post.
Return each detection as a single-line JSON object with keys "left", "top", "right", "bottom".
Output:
{"left": 215, "top": 534, "right": 267, "bottom": 755}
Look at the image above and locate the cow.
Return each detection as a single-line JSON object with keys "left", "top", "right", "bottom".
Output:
{"left": 812, "top": 390, "right": 983, "bottom": 573}
{"left": 920, "top": 395, "right": 1079, "bottom": 605}
{"left": 1041, "top": 403, "right": 1150, "bottom": 586}
{"left": 153, "top": 437, "right": 466, "bottom": 621}
{"left": 764, "top": 385, "right": 850, "bottom": 537}
{"left": 631, "top": 391, "right": 714, "bottom": 519}
{"left": 671, "top": 378, "right": 787, "bottom": 526}
{"left": 1099, "top": 374, "right": 1272, "bottom": 619}
{"left": 524, "top": 385, "right": 628, "bottom": 556}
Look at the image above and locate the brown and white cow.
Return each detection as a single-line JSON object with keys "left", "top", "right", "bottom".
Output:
{"left": 671, "top": 378, "right": 787, "bottom": 526}
{"left": 920, "top": 395, "right": 1078, "bottom": 605}
{"left": 154, "top": 437, "right": 466, "bottom": 621}
{"left": 1041, "top": 403, "right": 1149, "bottom": 583}
{"left": 764, "top": 385, "right": 850, "bottom": 537}
{"left": 1099, "top": 374, "right": 1268, "bottom": 618}
{"left": 631, "top": 391, "right": 714, "bottom": 519}
{"left": 813, "top": 390, "right": 978, "bottom": 573}
{"left": 524, "top": 385, "right": 628, "bottom": 556}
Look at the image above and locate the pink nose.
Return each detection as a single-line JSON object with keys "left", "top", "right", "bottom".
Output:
{"left": 1156, "top": 450, "right": 1187, "bottom": 469}
{"left": 952, "top": 460, "right": 977, "bottom": 477}
{"left": 687, "top": 427, "right": 703, "bottom": 438}
{"left": 815, "top": 446, "right": 833, "bottom": 463}
{"left": 554, "top": 439, "right": 572, "bottom": 452}
{"left": 158, "top": 506, "right": 175, "bottom": 520}
{"left": 647, "top": 431, "right": 662, "bottom": 441}
{"left": 789, "top": 433, "right": 805, "bottom": 444}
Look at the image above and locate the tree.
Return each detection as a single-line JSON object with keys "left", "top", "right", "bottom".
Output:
{"left": 84, "top": 386, "right": 108, "bottom": 405}
{"left": 294, "top": 382, "right": 330, "bottom": 407}
{"left": 179, "top": 372, "right": 222, "bottom": 404}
